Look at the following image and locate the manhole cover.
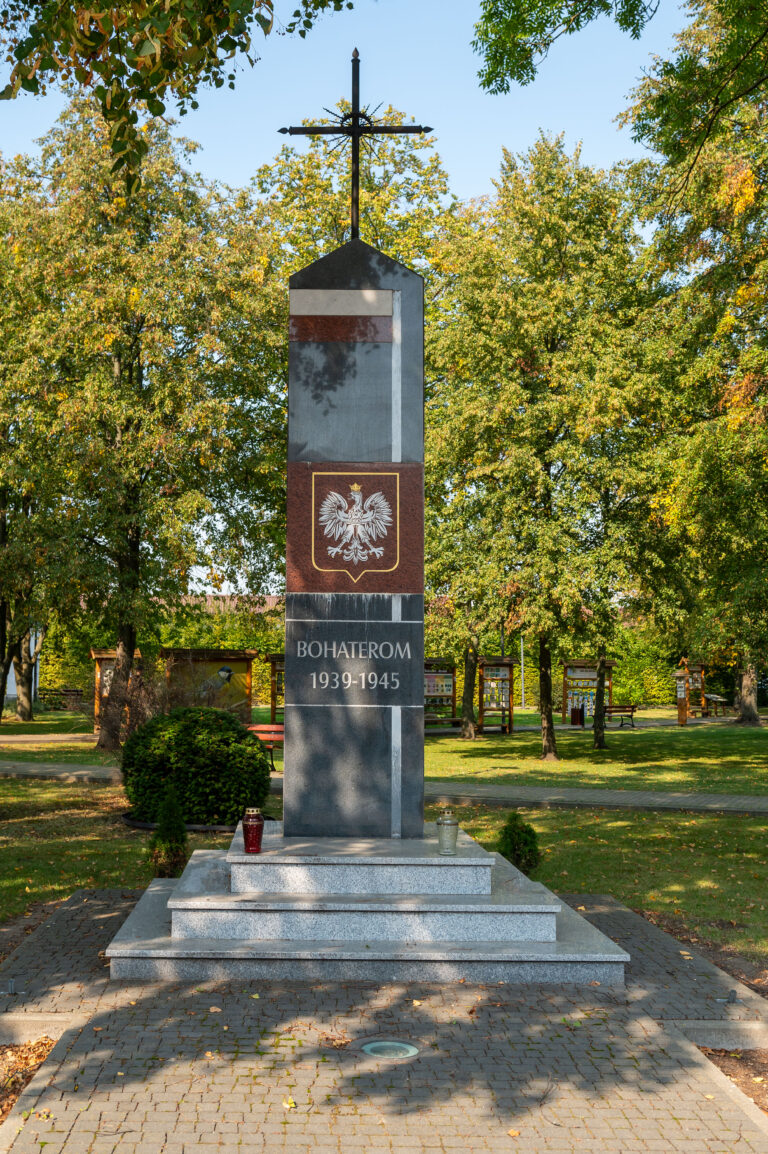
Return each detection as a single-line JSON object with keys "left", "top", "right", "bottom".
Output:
{"left": 361, "top": 1040, "right": 419, "bottom": 1059}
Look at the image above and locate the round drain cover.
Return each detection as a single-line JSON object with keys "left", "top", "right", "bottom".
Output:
{"left": 362, "top": 1040, "right": 419, "bottom": 1059}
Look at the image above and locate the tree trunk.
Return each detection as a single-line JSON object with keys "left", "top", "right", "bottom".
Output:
{"left": 539, "top": 635, "right": 559, "bottom": 760}
{"left": 96, "top": 623, "right": 137, "bottom": 751}
{"left": 0, "top": 654, "right": 11, "bottom": 722}
{"left": 0, "top": 602, "right": 19, "bottom": 725}
{"left": 735, "top": 663, "right": 761, "bottom": 726}
{"left": 593, "top": 646, "right": 606, "bottom": 750}
{"left": 13, "top": 628, "right": 43, "bottom": 721}
{"left": 460, "top": 641, "right": 479, "bottom": 739}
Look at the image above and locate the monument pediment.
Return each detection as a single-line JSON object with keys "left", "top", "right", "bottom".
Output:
{"left": 289, "top": 238, "right": 423, "bottom": 290}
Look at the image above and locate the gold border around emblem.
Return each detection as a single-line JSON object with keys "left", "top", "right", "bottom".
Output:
{"left": 311, "top": 471, "right": 400, "bottom": 583}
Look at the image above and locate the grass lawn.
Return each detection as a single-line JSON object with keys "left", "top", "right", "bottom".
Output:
{"left": 424, "top": 723, "right": 768, "bottom": 795}
{"left": 0, "top": 779, "right": 280, "bottom": 922}
{"left": 0, "top": 745, "right": 119, "bottom": 766}
{"left": 0, "top": 710, "right": 94, "bottom": 735}
{"left": 431, "top": 802, "right": 768, "bottom": 965}
{"left": 1, "top": 777, "right": 766, "bottom": 965}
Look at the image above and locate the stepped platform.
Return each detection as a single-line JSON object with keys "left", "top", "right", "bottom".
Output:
{"left": 107, "top": 823, "right": 628, "bottom": 984}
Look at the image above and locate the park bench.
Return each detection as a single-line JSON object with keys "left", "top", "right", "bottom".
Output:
{"left": 38, "top": 687, "right": 84, "bottom": 712}
{"left": 603, "top": 704, "right": 637, "bottom": 729}
{"left": 425, "top": 713, "right": 464, "bottom": 729}
{"left": 247, "top": 723, "right": 285, "bottom": 770}
{"left": 704, "top": 693, "right": 731, "bottom": 717}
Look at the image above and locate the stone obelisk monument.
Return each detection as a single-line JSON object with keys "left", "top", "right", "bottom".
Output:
{"left": 280, "top": 53, "right": 431, "bottom": 839}
{"left": 105, "top": 54, "right": 629, "bottom": 986}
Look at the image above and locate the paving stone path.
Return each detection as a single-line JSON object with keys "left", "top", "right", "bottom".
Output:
{"left": 1, "top": 890, "right": 768, "bottom": 1153}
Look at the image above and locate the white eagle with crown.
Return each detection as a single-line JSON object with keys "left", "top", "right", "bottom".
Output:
{"left": 319, "top": 482, "right": 393, "bottom": 565}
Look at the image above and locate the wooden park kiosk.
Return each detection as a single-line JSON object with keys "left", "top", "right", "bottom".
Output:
{"left": 674, "top": 659, "right": 706, "bottom": 725}
{"left": 160, "top": 648, "right": 257, "bottom": 725}
{"left": 90, "top": 648, "right": 141, "bottom": 732}
{"left": 424, "top": 658, "right": 457, "bottom": 728}
{"left": 478, "top": 656, "right": 515, "bottom": 734}
{"left": 561, "top": 659, "right": 615, "bottom": 727}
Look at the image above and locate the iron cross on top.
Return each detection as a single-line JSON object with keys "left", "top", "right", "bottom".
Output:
{"left": 279, "top": 49, "right": 432, "bottom": 240}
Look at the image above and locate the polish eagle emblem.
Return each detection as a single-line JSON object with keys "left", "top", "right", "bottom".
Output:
{"left": 318, "top": 482, "right": 393, "bottom": 565}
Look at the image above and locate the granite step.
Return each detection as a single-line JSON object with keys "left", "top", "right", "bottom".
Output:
{"left": 107, "top": 879, "right": 629, "bottom": 985}
{"left": 168, "top": 851, "right": 560, "bottom": 942}
{"left": 227, "top": 822, "right": 494, "bottom": 896}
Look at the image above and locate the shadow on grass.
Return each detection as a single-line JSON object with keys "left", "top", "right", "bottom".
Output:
{"left": 425, "top": 725, "right": 768, "bottom": 794}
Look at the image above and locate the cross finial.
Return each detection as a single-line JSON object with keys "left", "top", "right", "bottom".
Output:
{"left": 279, "top": 51, "right": 432, "bottom": 241}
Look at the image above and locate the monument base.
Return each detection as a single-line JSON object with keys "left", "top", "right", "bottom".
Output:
{"left": 107, "top": 824, "right": 628, "bottom": 985}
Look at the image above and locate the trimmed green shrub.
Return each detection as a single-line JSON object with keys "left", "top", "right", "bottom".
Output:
{"left": 497, "top": 811, "right": 541, "bottom": 874}
{"left": 147, "top": 784, "right": 189, "bottom": 878}
{"left": 122, "top": 707, "right": 270, "bottom": 824}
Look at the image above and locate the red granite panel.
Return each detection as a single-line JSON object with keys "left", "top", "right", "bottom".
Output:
{"left": 287, "top": 461, "right": 423, "bottom": 593}
{"left": 288, "top": 315, "right": 392, "bottom": 343}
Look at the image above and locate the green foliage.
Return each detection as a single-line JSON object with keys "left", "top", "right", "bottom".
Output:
{"left": 147, "top": 783, "right": 189, "bottom": 877}
{"left": 627, "top": 18, "right": 768, "bottom": 677}
{"left": 610, "top": 625, "right": 677, "bottom": 706}
{"left": 497, "top": 810, "right": 541, "bottom": 873}
{"left": 0, "top": 0, "right": 352, "bottom": 188}
{"left": 472, "top": 0, "right": 657, "bottom": 92}
{"left": 254, "top": 102, "right": 453, "bottom": 268}
{"left": 159, "top": 596, "right": 284, "bottom": 705}
{"left": 628, "top": 1, "right": 768, "bottom": 187}
{"left": 426, "top": 136, "right": 674, "bottom": 751}
{"left": 122, "top": 707, "right": 270, "bottom": 824}
{"left": 2, "top": 98, "right": 288, "bottom": 745}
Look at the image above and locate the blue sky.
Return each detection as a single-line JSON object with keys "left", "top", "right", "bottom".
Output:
{"left": 0, "top": 0, "right": 686, "bottom": 200}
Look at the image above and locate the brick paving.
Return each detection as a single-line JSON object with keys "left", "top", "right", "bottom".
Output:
{"left": 1, "top": 890, "right": 767, "bottom": 1152}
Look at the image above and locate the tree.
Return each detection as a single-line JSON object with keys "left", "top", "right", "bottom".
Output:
{"left": 0, "top": 181, "right": 87, "bottom": 720}
{"left": 1, "top": 98, "right": 285, "bottom": 746}
{"left": 0, "top": 1, "right": 351, "bottom": 187}
{"left": 473, "top": 0, "right": 768, "bottom": 198}
{"left": 427, "top": 136, "right": 670, "bottom": 759}
{"left": 628, "top": 1, "right": 768, "bottom": 202}
{"left": 252, "top": 103, "right": 452, "bottom": 272}
{"left": 628, "top": 18, "right": 768, "bottom": 724}
{"left": 473, "top": 0, "right": 658, "bottom": 91}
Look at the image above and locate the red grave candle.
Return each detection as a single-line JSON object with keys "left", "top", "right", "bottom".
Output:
{"left": 242, "top": 808, "right": 265, "bottom": 854}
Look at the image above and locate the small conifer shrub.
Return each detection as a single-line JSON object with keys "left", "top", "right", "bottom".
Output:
{"left": 122, "top": 707, "right": 270, "bottom": 824}
{"left": 147, "top": 784, "right": 189, "bottom": 878}
{"left": 497, "top": 811, "right": 541, "bottom": 874}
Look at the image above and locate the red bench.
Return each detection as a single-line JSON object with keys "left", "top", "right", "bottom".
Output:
{"left": 247, "top": 724, "right": 285, "bottom": 769}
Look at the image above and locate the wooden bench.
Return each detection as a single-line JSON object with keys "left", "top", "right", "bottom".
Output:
{"left": 247, "top": 724, "right": 284, "bottom": 769}
{"left": 603, "top": 704, "right": 637, "bottom": 729}
{"left": 425, "top": 713, "right": 464, "bottom": 729}
{"left": 704, "top": 694, "right": 731, "bottom": 717}
{"left": 38, "top": 688, "right": 85, "bottom": 712}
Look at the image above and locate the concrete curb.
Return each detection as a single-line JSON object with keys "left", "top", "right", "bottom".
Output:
{"left": 662, "top": 1021, "right": 768, "bottom": 1140}
{"left": 0, "top": 1015, "right": 87, "bottom": 1154}
{"left": 671, "top": 1018, "right": 768, "bottom": 1050}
